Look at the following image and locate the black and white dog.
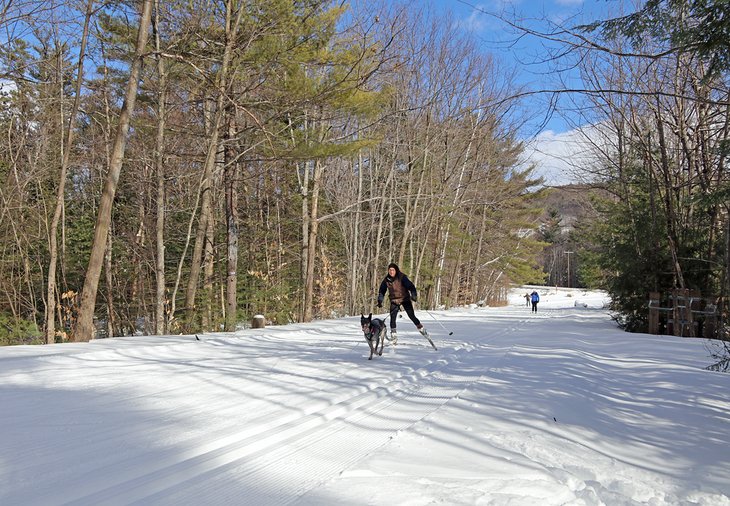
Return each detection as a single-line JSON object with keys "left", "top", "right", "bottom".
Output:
{"left": 360, "top": 313, "right": 386, "bottom": 360}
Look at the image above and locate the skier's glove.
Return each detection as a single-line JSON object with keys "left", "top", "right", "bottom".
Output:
{"left": 377, "top": 296, "right": 383, "bottom": 308}
{"left": 410, "top": 292, "right": 417, "bottom": 303}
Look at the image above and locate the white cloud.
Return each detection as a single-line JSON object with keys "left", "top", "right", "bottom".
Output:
{"left": 452, "top": 2, "right": 499, "bottom": 32}
{"left": 456, "top": 7, "right": 488, "bottom": 32}
{"left": 520, "top": 126, "right": 598, "bottom": 186}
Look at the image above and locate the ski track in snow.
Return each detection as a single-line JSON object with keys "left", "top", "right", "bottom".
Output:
{"left": 2, "top": 312, "right": 528, "bottom": 505}
{"left": 2, "top": 295, "right": 730, "bottom": 506}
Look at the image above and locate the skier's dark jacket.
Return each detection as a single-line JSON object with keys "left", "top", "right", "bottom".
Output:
{"left": 378, "top": 263, "right": 417, "bottom": 306}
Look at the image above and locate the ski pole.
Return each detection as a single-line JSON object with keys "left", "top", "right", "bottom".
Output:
{"left": 424, "top": 309, "right": 453, "bottom": 335}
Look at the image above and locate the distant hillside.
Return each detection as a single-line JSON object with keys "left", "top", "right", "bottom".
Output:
{"left": 537, "top": 184, "right": 606, "bottom": 234}
{"left": 532, "top": 184, "right": 610, "bottom": 287}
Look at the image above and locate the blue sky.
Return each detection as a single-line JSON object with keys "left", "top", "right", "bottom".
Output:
{"left": 429, "top": 0, "right": 617, "bottom": 135}
{"left": 426, "top": 0, "right": 624, "bottom": 185}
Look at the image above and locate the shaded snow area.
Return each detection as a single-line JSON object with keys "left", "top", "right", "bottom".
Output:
{"left": 2, "top": 288, "right": 729, "bottom": 505}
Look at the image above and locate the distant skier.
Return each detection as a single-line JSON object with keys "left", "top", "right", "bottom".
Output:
{"left": 525, "top": 293, "right": 530, "bottom": 307}
{"left": 530, "top": 290, "right": 540, "bottom": 313}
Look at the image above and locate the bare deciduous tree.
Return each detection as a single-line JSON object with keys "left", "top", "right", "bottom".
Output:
{"left": 74, "top": 0, "right": 153, "bottom": 342}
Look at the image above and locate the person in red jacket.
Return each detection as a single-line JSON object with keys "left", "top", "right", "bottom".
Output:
{"left": 377, "top": 263, "right": 427, "bottom": 343}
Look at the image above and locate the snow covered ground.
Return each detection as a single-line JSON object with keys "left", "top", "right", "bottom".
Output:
{"left": 2, "top": 287, "right": 729, "bottom": 505}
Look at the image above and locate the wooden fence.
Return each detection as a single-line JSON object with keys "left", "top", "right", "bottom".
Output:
{"left": 648, "top": 289, "right": 720, "bottom": 338}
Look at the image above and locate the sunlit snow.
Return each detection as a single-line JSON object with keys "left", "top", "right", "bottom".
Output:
{"left": 2, "top": 287, "right": 729, "bottom": 505}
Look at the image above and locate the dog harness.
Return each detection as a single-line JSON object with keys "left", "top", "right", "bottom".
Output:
{"left": 363, "top": 319, "right": 385, "bottom": 341}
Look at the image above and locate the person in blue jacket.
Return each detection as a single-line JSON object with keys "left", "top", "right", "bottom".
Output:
{"left": 530, "top": 290, "right": 540, "bottom": 313}
{"left": 377, "top": 263, "right": 427, "bottom": 343}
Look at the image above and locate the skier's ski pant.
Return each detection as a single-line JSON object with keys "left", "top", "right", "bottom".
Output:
{"left": 389, "top": 300, "right": 420, "bottom": 329}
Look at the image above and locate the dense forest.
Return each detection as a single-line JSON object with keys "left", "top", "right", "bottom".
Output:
{"left": 0, "top": 0, "right": 547, "bottom": 344}
{"left": 1, "top": 0, "right": 728, "bottom": 345}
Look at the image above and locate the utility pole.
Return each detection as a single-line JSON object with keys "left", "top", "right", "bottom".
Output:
{"left": 565, "top": 251, "right": 574, "bottom": 288}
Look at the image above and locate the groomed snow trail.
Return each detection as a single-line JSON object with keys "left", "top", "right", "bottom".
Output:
{"left": 3, "top": 294, "right": 730, "bottom": 506}
{"left": 0, "top": 310, "right": 527, "bottom": 505}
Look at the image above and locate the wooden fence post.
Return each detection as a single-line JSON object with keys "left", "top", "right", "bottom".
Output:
{"left": 648, "top": 292, "right": 660, "bottom": 334}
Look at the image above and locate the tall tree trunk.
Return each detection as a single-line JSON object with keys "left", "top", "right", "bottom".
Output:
{"left": 171, "top": 169, "right": 203, "bottom": 328}
{"left": 370, "top": 146, "right": 397, "bottom": 293}
{"left": 184, "top": 140, "right": 214, "bottom": 329}
{"left": 725, "top": 214, "right": 730, "bottom": 320}
{"left": 101, "top": 59, "right": 117, "bottom": 339}
{"left": 300, "top": 160, "right": 311, "bottom": 320}
{"left": 74, "top": 0, "right": 153, "bottom": 342}
{"left": 467, "top": 205, "right": 489, "bottom": 302}
{"left": 434, "top": 114, "right": 477, "bottom": 307}
{"left": 202, "top": 208, "right": 215, "bottom": 330}
{"left": 655, "top": 104, "right": 685, "bottom": 289}
{"left": 448, "top": 213, "right": 471, "bottom": 305}
{"left": 153, "top": 0, "right": 167, "bottom": 335}
{"left": 398, "top": 117, "right": 430, "bottom": 267}
{"left": 348, "top": 151, "right": 363, "bottom": 314}
{"left": 185, "top": 0, "right": 244, "bottom": 331}
{"left": 45, "top": 0, "right": 94, "bottom": 344}
{"left": 303, "top": 160, "right": 323, "bottom": 322}
{"left": 105, "top": 231, "right": 115, "bottom": 337}
{"left": 224, "top": 114, "right": 239, "bottom": 331}
{"left": 132, "top": 189, "right": 146, "bottom": 332}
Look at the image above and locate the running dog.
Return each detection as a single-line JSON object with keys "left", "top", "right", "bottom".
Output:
{"left": 360, "top": 313, "right": 386, "bottom": 360}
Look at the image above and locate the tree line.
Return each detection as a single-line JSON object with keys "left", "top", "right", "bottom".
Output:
{"left": 448, "top": 0, "right": 730, "bottom": 340}
{"left": 559, "top": 0, "right": 730, "bottom": 336}
{"left": 0, "top": 0, "right": 546, "bottom": 344}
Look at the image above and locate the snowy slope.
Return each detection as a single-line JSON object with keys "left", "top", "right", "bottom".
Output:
{"left": 1, "top": 288, "right": 729, "bottom": 505}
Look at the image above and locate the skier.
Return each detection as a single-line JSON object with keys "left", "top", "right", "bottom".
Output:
{"left": 525, "top": 293, "right": 530, "bottom": 307}
{"left": 377, "top": 263, "right": 427, "bottom": 344}
{"left": 530, "top": 290, "right": 540, "bottom": 313}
